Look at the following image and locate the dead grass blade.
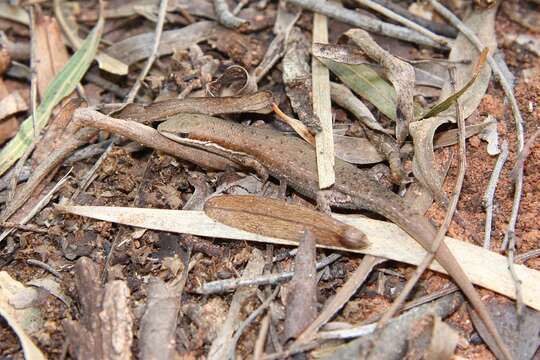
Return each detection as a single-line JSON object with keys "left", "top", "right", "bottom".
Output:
{"left": 0, "top": 13, "right": 103, "bottom": 177}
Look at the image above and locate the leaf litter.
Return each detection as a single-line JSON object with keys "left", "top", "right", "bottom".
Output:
{"left": 0, "top": 1, "right": 538, "bottom": 359}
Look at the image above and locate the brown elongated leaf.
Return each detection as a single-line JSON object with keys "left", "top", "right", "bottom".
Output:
{"left": 106, "top": 21, "right": 219, "bottom": 65}
{"left": 117, "top": 91, "right": 273, "bottom": 123}
{"left": 345, "top": 29, "right": 415, "bottom": 143}
{"left": 206, "top": 65, "right": 257, "bottom": 97}
{"left": 204, "top": 195, "right": 368, "bottom": 249}
{"left": 283, "top": 230, "right": 318, "bottom": 341}
{"left": 333, "top": 135, "right": 384, "bottom": 164}
{"left": 272, "top": 103, "right": 315, "bottom": 145}
{"left": 420, "top": 48, "right": 489, "bottom": 120}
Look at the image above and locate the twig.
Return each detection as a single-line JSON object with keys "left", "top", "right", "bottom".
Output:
{"left": 515, "top": 248, "right": 540, "bottom": 263}
{"left": 26, "top": 258, "right": 62, "bottom": 278}
{"left": 213, "top": 0, "right": 248, "bottom": 29}
{"left": 230, "top": 287, "right": 279, "bottom": 360}
{"left": 482, "top": 140, "right": 509, "bottom": 249}
{"left": 0, "top": 170, "right": 72, "bottom": 244}
{"left": 261, "top": 340, "right": 321, "bottom": 360}
{"left": 507, "top": 232, "right": 524, "bottom": 317}
{"left": 312, "top": 7, "right": 335, "bottom": 189}
{"left": 253, "top": 314, "right": 270, "bottom": 360}
{"left": 355, "top": 0, "right": 452, "bottom": 46}
{"left": 6, "top": 137, "right": 38, "bottom": 207}
{"left": 71, "top": 140, "right": 115, "bottom": 200}
{"left": 370, "top": 0, "right": 457, "bottom": 37}
{"left": 375, "top": 66, "right": 467, "bottom": 330}
{"left": 286, "top": 0, "right": 445, "bottom": 48}
{"left": 0, "top": 222, "right": 48, "bottom": 233}
{"left": 232, "top": 0, "right": 250, "bottom": 15}
{"left": 195, "top": 253, "right": 341, "bottom": 295}
{"left": 124, "top": 0, "right": 169, "bottom": 103}
{"left": 510, "top": 127, "right": 540, "bottom": 180}
{"left": 427, "top": 0, "right": 525, "bottom": 253}
{"left": 294, "top": 255, "right": 385, "bottom": 343}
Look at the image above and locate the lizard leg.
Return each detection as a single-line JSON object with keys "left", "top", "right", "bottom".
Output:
{"left": 229, "top": 154, "right": 269, "bottom": 183}
{"left": 316, "top": 191, "right": 333, "bottom": 214}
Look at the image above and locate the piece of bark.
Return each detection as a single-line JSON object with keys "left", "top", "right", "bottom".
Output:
{"left": 283, "top": 28, "right": 320, "bottom": 133}
{"left": 283, "top": 231, "right": 318, "bottom": 341}
{"left": 64, "top": 258, "right": 133, "bottom": 360}
{"left": 138, "top": 277, "right": 180, "bottom": 360}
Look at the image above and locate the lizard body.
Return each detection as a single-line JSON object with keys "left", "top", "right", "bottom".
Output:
{"left": 158, "top": 113, "right": 511, "bottom": 360}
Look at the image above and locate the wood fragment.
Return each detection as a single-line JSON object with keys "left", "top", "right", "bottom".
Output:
{"left": 312, "top": 6, "right": 335, "bottom": 189}
{"left": 212, "top": 0, "right": 248, "bottom": 29}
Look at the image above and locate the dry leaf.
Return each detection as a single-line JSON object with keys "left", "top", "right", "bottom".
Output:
{"left": 204, "top": 195, "right": 368, "bottom": 249}
{"left": 345, "top": 29, "right": 415, "bottom": 144}
{"left": 0, "top": 91, "right": 28, "bottom": 121}
{"left": 333, "top": 134, "right": 384, "bottom": 165}
{"left": 207, "top": 65, "right": 257, "bottom": 97}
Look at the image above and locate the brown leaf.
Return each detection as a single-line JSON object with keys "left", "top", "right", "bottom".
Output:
{"left": 206, "top": 65, "right": 257, "bottom": 97}
{"left": 283, "top": 230, "right": 318, "bottom": 341}
{"left": 204, "top": 195, "right": 368, "bottom": 249}
{"left": 33, "top": 13, "right": 70, "bottom": 98}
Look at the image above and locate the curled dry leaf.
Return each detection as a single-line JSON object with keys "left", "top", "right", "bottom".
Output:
{"left": 410, "top": 117, "right": 449, "bottom": 204}
{"left": 0, "top": 91, "right": 28, "bottom": 121}
{"left": 345, "top": 29, "right": 415, "bottom": 144}
{"left": 117, "top": 91, "right": 274, "bottom": 123}
{"left": 203, "top": 195, "right": 369, "bottom": 249}
{"left": 207, "top": 65, "right": 257, "bottom": 97}
{"left": 478, "top": 115, "right": 500, "bottom": 156}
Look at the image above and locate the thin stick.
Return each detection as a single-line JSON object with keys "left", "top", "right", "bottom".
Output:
{"left": 482, "top": 140, "right": 509, "bottom": 249}
{"left": 195, "top": 253, "right": 341, "bottom": 295}
{"left": 312, "top": 5, "right": 335, "bottom": 189}
{"left": 355, "top": 0, "right": 452, "bottom": 46}
{"left": 124, "top": 0, "right": 169, "bottom": 103}
{"left": 427, "top": 0, "right": 525, "bottom": 253}
{"left": 515, "top": 248, "right": 540, "bottom": 263}
{"left": 27, "top": 258, "right": 62, "bottom": 278}
{"left": 369, "top": 0, "right": 457, "bottom": 37}
{"left": 287, "top": 0, "right": 445, "bottom": 48}
{"left": 230, "top": 287, "right": 279, "bottom": 360}
{"left": 376, "top": 66, "right": 467, "bottom": 330}
{"left": 294, "top": 255, "right": 385, "bottom": 343}
{"left": 507, "top": 232, "right": 524, "bottom": 317}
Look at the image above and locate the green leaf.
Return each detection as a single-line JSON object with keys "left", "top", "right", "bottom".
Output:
{"left": 0, "top": 15, "right": 104, "bottom": 176}
{"left": 419, "top": 48, "right": 489, "bottom": 120}
{"left": 316, "top": 57, "right": 397, "bottom": 121}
